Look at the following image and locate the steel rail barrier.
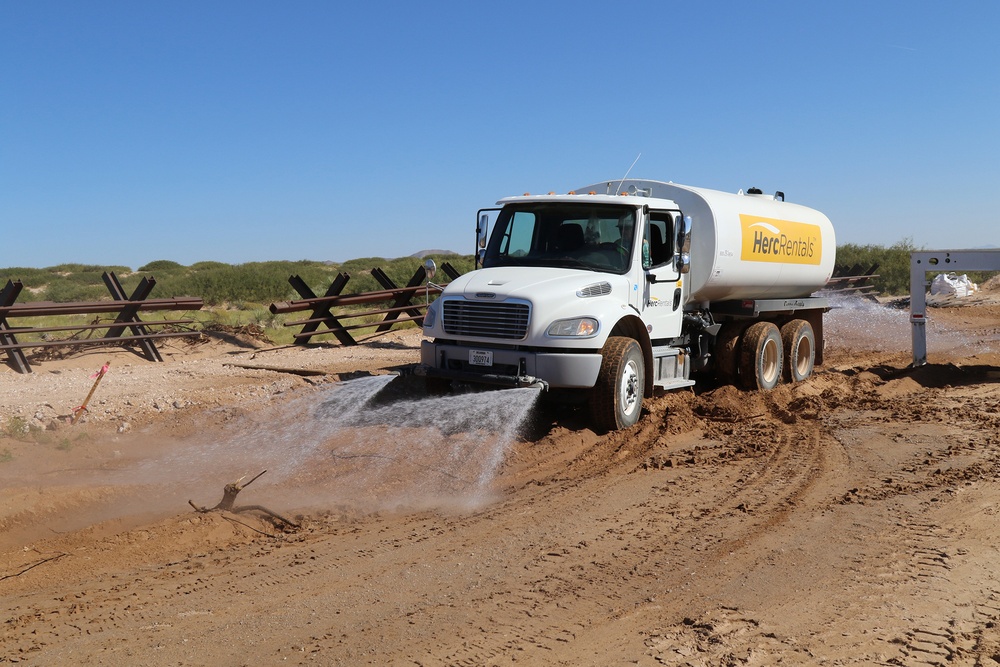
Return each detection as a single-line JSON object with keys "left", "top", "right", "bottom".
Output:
{"left": 270, "top": 262, "right": 462, "bottom": 346}
{"left": 0, "top": 272, "right": 204, "bottom": 373}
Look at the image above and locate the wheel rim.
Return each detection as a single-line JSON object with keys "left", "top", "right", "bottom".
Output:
{"left": 620, "top": 358, "right": 640, "bottom": 417}
{"left": 794, "top": 337, "right": 811, "bottom": 377}
{"left": 761, "top": 338, "right": 780, "bottom": 385}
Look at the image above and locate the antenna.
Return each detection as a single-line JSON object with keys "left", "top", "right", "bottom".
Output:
{"left": 615, "top": 153, "right": 641, "bottom": 195}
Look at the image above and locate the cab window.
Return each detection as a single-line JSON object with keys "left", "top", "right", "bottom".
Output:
{"left": 644, "top": 211, "right": 675, "bottom": 268}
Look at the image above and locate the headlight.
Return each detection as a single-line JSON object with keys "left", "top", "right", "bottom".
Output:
{"left": 422, "top": 303, "right": 437, "bottom": 329}
{"left": 547, "top": 317, "right": 598, "bottom": 337}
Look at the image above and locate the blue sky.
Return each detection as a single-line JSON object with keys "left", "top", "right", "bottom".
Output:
{"left": 2, "top": 1, "right": 998, "bottom": 269}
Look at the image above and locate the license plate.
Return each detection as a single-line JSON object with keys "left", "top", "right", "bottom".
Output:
{"left": 469, "top": 350, "right": 493, "bottom": 367}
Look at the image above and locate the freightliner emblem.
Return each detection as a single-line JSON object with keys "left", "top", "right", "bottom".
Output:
{"left": 475, "top": 292, "right": 497, "bottom": 299}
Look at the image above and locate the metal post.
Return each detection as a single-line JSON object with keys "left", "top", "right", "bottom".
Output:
{"left": 909, "top": 254, "right": 928, "bottom": 367}
{"left": 910, "top": 249, "right": 1000, "bottom": 367}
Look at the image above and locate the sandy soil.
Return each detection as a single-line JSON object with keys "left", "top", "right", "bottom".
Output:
{"left": 3, "top": 293, "right": 1000, "bottom": 666}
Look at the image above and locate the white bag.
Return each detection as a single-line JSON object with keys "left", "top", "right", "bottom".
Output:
{"left": 930, "top": 272, "right": 977, "bottom": 297}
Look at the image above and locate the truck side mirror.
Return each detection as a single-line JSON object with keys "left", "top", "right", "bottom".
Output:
{"left": 676, "top": 215, "right": 692, "bottom": 254}
{"left": 677, "top": 252, "right": 691, "bottom": 274}
{"left": 475, "top": 213, "right": 490, "bottom": 269}
{"left": 674, "top": 216, "right": 692, "bottom": 273}
{"left": 477, "top": 214, "right": 489, "bottom": 249}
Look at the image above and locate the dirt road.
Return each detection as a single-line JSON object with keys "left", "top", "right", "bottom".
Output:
{"left": 3, "top": 296, "right": 1000, "bottom": 665}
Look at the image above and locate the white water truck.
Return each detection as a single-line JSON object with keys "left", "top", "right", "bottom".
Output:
{"left": 417, "top": 179, "right": 836, "bottom": 432}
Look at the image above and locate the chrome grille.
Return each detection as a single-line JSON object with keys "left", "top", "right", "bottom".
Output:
{"left": 442, "top": 299, "right": 530, "bottom": 339}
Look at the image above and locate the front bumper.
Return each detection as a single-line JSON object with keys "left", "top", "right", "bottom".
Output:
{"left": 419, "top": 340, "right": 603, "bottom": 390}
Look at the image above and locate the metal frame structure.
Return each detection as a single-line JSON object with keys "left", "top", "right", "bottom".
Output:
{"left": 910, "top": 249, "right": 1000, "bottom": 366}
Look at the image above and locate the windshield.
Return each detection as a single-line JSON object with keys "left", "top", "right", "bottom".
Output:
{"left": 482, "top": 203, "right": 637, "bottom": 273}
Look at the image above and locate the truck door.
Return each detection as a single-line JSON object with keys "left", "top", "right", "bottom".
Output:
{"left": 641, "top": 210, "right": 684, "bottom": 339}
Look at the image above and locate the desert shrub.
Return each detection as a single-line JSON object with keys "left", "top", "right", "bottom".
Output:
{"left": 184, "top": 263, "right": 299, "bottom": 305}
{"left": 0, "top": 267, "right": 51, "bottom": 285}
{"left": 249, "top": 308, "right": 280, "bottom": 329}
{"left": 2, "top": 255, "right": 473, "bottom": 307}
{"left": 41, "top": 277, "right": 111, "bottom": 302}
{"left": 47, "top": 263, "right": 132, "bottom": 275}
{"left": 835, "top": 238, "right": 920, "bottom": 296}
{"left": 138, "top": 260, "right": 185, "bottom": 272}
{"left": 2, "top": 415, "right": 31, "bottom": 440}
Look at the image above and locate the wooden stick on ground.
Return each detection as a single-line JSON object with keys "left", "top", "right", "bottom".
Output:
{"left": 188, "top": 470, "right": 300, "bottom": 528}
{"left": 71, "top": 361, "right": 111, "bottom": 424}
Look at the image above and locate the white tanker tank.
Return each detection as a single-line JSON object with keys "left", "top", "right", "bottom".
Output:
{"left": 576, "top": 179, "right": 836, "bottom": 303}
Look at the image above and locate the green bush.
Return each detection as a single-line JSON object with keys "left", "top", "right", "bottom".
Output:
{"left": 0, "top": 254, "right": 463, "bottom": 307}
{"left": 42, "top": 277, "right": 112, "bottom": 302}
{"left": 46, "top": 263, "right": 130, "bottom": 274}
{"left": 138, "top": 260, "right": 185, "bottom": 272}
{"left": 835, "top": 238, "right": 920, "bottom": 295}
{"left": 0, "top": 267, "right": 51, "bottom": 285}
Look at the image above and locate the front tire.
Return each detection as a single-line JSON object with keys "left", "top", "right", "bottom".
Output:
{"left": 590, "top": 337, "right": 644, "bottom": 432}
{"left": 738, "top": 322, "right": 783, "bottom": 391}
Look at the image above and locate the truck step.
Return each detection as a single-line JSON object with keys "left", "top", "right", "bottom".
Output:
{"left": 654, "top": 378, "right": 696, "bottom": 391}
{"left": 650, "top": 345, "right": 693, "bottom": 391}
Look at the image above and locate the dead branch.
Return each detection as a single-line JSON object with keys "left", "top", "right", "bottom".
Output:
{"left": 188, "top": 470, "right": 299, "bottom": 528}
{"left": 223, "top": 362, "right": 327, "bottom": 377}
{"left": 1, "top": 552, "right": 68, "bottom": 581}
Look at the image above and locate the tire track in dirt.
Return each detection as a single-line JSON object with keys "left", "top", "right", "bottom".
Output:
{"left": 411, "top": 390, "right": 855, "bottom": 665}
{"left": 870, "top": 506, "right": 1000, "bottom": 667}
{"left": 804, "top": 370, "right": 1000, "bottom": 664}
{"left": 5, "top": 331, "right": 1000, "bottom": 665}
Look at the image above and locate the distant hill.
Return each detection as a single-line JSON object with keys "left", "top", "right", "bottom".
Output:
{"left": 410, "top": 249, "right": 460, "bottom": 259}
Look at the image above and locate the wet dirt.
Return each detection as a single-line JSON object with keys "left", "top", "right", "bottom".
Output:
{"left": 3, "top": 296, "right": 1000, "bottom": 666}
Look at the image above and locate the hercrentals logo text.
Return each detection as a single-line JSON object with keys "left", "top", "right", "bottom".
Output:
{"left": 739, "top": 214, "right": 822, "bottom": 265}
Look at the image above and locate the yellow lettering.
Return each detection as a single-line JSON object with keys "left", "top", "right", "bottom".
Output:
{"left": 739, "top": 215, "right": 822, "bottom": 265}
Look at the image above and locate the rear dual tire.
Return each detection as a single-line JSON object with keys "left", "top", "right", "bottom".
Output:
{"left": 738, "top": 322, "right": 783, "bottom": 391}
{"left": 729, "top": 319, "right": 815, "bottom": 390}
{"left": 781, "top": 319, "right": 815, "bottom": 383}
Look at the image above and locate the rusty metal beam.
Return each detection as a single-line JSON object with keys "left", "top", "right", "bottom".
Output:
{"left": 1, "top": 319, "right": 197, "bottom": 335}
{"left": 5, "top": 297, "right": 204, "bottom": 317}
{"left": 0, "top": 330, "right": 202, "bottom": 351}
{"left": 292, "top": 314, "right": 424, "bottom": 338}
{"left": 283, "top": 303, "right": 428, "bottom": 327}
{"left": 269, "top": 285, "right": 443, "bottom": 314}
